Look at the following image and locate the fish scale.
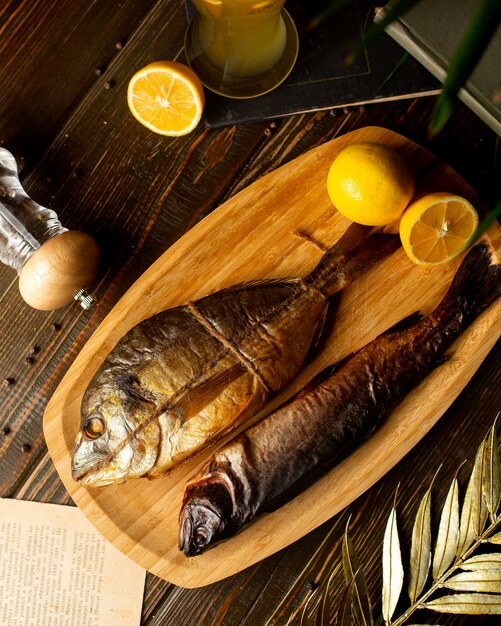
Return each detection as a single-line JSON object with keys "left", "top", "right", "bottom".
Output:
{"left": 72, "top": 223, "right": 400, "bottom": 486}
{"left": 192, "top": 279, "right": 327, "bottom": 390}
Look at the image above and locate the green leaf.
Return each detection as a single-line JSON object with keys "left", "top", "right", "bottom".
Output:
{"left": 382, "top": 506, "right": 404, "bottom": 623}
{"left": 483, "top": 415, "right": 501, "bottom": 522}
{"left": 408, "top": 485, "right": 432, "bottom": 603}
{"left": 468, "top": 200, "right": 501, "bottom": 246}
{"left": 423, "top": 593, "right": 501, "bottom": 614}
{"left": 458, "top": 440, "right": 488, "bottom": 555}
{"left": 461, "top": 553, "right": 501, "bottom": 571}
{"left": 372, "top": 52, "right": 410, "bottom": 98}
{"left": 342, "top": 531, "right": 373, "bottom": 626}
{"left": 429, "top": 0, "right": 501, "bottom": 136}
{"left": 433, "top": 475, "right": 460, "bottom": 580}
{"left": 443, "top": 569, "right": 501, "bottom": 593}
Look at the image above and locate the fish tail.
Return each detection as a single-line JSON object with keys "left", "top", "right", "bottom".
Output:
{"left": 305, "top": 223, "right": 400, "bottom": 296}
{"left": 441, "top": 241, "right": 501, "bottom": 319}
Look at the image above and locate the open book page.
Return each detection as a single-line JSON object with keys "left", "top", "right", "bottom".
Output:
{"left": 0, "top": 498, "right": 146, "bottom": 626}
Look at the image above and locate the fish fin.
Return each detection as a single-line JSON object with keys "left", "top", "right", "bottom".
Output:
{"left": 302, "top": 311, "right": 424, "bottom": 388}
{"left": 380, "top": 311, "right": 423, "bottom": 336}
{"left": 174, "top": 363, "right": 247, "bottom": 423}
{"left": 294, "top": 355, "right": 354, "bottom": 399}
{"left": 309, "top": 223, "right": 375, "bottom": 271}
{"left": 306, "top": 224, "right": 400, "bottom": 296}
{"left": 218, "top": 276, "right": 294, "bottom": 291}
{"left": 314, "top": 358, "right": 348, "bottom": 381}
{"left": 341, "top": 230, "right": 401, "bottom": 278}
{"left": 440, "top": 242, "right": 501, "bottom": 319}
{"left": 115, "top": 373, "right": 157, "bottom": 405}
{"left": 303, "top": 300, "right": 335, "bottom": 364}
{"left": 274, "top": 363, "right": 341, "bottom": 407}
{"left": 328, "top": 222, "right": 375, "bottom": 252}
{"left": 434, "top": 355, "right": 449, "bottom": 367}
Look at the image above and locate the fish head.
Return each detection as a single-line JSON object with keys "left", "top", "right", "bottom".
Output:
{"left": 72, "top": 376, "right": 160, "bottom": 487}
{"left": 178, "top": 481, "right": 235, "bottom": 556}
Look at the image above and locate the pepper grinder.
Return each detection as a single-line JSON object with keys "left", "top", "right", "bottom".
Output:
{"left": 0, "top": 148, "right": 100, "bottom": 310}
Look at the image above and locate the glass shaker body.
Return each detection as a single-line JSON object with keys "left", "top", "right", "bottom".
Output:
{"left": 0, "top": 148, "right": 99, "bottom": 310}
{"left": 0, "top": 148, "right": 67, "bottom": 273}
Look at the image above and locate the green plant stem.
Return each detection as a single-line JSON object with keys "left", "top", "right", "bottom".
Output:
{"left": 468, "top": 199, "right": 501, "bottom": 245}
{"left": 390, "top": 515, "right": 501, "bottom": 626}
{"left": 346, "top": 0, "right": 421, "bottom": 64}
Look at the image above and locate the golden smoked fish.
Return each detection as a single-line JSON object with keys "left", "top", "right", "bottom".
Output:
{"left": 179, "top": 242, "right": 501, "bottom": 556}
{"left": 72, "top": 224, "right": 398, "bottom": 486}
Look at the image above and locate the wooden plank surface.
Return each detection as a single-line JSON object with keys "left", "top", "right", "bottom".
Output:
{"left": 0, "top": 0, "right": 159, "bottom": 169}
{"left": 0, "top": 0, "right": 500, "bottom": 623}
{"left": 44, "top": 126, "right": 501, "bottom": 587}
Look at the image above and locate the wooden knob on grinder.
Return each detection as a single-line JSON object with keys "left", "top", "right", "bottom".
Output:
{"left": 18, "top": 231, "right": 101, "bottom": 310}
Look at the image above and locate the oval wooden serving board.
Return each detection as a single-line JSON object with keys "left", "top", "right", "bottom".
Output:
{"left": 44, "top": 127, "right": 501, "bottom": 588}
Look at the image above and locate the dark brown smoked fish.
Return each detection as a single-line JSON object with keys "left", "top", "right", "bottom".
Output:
{"left": 179, "top": 242, "right": 501, "bottom": 556}
{"left": 72, "top": 224, "right": 399, "bottom": 486}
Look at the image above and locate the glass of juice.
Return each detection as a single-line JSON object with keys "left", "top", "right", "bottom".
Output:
{"left": 185, "top": 0, "right": 299, "bottom": 98}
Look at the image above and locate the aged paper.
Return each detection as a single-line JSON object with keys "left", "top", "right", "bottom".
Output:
{"left": 0, "top": 498, "right": 146, "bottom": 626}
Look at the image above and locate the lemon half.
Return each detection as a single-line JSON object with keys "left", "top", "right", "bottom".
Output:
{"left": 127, "top": 61, "right": 204, "bottom": 137}
{"left": 399, "top": 192, "right": 479, "bottom": 266}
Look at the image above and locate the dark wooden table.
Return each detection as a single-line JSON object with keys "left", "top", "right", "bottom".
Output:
{"left": 0, "top": 1, "right": 499, "bottom": 625}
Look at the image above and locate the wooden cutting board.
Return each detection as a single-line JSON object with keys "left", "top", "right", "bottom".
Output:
{"left": 44, "top": 126, "right": 501, "bottom": 588}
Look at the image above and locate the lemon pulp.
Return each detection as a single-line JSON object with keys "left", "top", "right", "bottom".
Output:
{"left": 399, "top": 192, "right": 479, "bottom": 266}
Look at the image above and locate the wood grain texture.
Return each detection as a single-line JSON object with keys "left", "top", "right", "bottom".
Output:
{"left": 1, "top": 0, "right": 500, "bottom": 623}
{"left": 0, "top": 0, "right": 159, "bottom": 167}
{"left": 44, "top": 126, "right": 501, "bottom": 587}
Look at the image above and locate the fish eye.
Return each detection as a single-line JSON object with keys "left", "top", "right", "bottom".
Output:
{"left": 83, "top": 416, "right": 106, "bottom": 440}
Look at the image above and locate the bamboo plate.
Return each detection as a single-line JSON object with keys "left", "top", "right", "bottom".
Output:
{"left": 44, "top": 127, "right": 501, "bottom": 588}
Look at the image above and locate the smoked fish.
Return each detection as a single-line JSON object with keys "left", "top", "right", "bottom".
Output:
{"left": 72, "top": 224, "right": 398, "bottom": 486}
{"left": 179, "top": 242, "right": 501, "bottom": 556}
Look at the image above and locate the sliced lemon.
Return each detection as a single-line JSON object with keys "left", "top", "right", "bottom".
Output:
{"left": 127, "top": 61, "right": 204, "bottom": 136}
{"left": 399, "top": 192, "right": 479, "bottom": 266}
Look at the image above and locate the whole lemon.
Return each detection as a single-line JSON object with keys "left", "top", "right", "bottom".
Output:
{"left": 327, "top": 142, "right": 415, "bottom": 226}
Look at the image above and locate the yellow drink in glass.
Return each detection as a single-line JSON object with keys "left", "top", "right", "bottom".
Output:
{"left": 185, "top": 0, "right": 298, "bottom": 98}
{"left": 192, "top": 0, "right": 287, "bottom": 77}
